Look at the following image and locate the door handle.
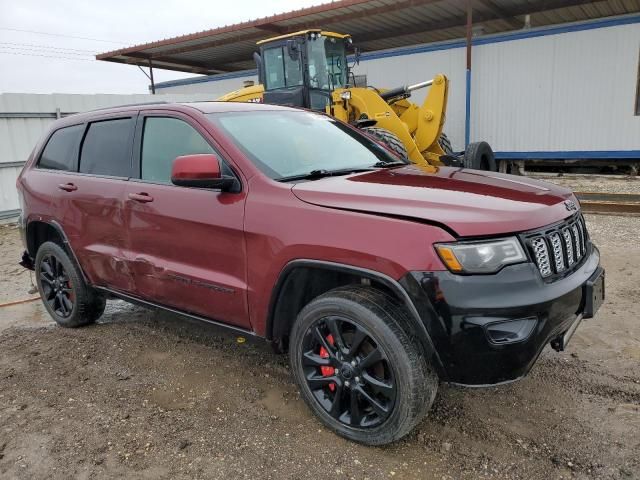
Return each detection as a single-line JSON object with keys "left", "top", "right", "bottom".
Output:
{"left": 58, "top": 183, "right": 78, "bottom": 192}
{"left": 128, "top": 192, "right": 154, "bottom": 203}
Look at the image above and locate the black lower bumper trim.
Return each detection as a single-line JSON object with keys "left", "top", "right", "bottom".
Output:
{"left": 401, "top": 248, "right": 602, "bottom": 386}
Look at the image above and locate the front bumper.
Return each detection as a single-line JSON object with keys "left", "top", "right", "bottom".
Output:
{"left": 401, "top": 247, "right": 603, "bottom": 386}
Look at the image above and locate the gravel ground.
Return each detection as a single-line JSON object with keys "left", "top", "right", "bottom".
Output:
{"left": 527, "top": 174, "right": 640, "bottom": 195}
{"left": 0, "top": 214, "right": 639, "bottom": 480}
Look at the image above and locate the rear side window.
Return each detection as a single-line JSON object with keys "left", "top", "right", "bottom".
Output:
{"left": 141, "top": 117, "right": 214, "bottom": 184}
{"left": 38, "top": 124, "right": 84, "bottom": 171}
{"left": 79, "top": 118, "right": 134, "bottom": 177}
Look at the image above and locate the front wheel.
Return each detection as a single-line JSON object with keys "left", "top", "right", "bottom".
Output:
{"left": 289, "top": 285, "right": 438, "bottom": 445}
{"left": 360, "top": 126, "right": 408, "bottom": 160}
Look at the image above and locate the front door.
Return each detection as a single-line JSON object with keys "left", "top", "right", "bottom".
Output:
{"left": 122, "top": 112, "right": 250, "bottom": 329}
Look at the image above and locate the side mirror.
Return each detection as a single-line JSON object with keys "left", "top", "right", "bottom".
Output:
{"left": 253, "top": 51, "right": 264, "bottom": 85}
{"left": 286, "top": 39, "right": 299, "bottom": 61}
{"left": 171, "top": 154, "right": 238, "bottom": 192}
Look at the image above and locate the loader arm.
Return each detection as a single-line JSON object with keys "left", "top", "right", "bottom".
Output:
{"left": 331, "top": 88, "right": 431, "bottom": 167}
{"left": 331, "top": 74, "right": 449, "bottom": 167}
{"left": 392, "top": 74, "right": 449, "bottom": 162}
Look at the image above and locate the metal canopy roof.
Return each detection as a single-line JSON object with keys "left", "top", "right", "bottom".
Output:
{"left": 96, "top": 0, "right": 640, "bottom": 74}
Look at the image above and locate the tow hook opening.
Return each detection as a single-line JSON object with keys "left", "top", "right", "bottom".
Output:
{"left": 19, "top": 250, "right": 34, "bottom": 271}
{"left": 550, "top": 314, "right": 584, "bottom": 352}
{"left": 550, "top": 336, "right": 565, "bottom": 352}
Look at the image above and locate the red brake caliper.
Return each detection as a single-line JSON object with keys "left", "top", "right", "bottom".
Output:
{"left": 319, "top": 334, "right": 336, "bottom": 392}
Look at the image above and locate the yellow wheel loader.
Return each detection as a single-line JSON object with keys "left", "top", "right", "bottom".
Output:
{"left": 218, "top": 30, "right": 495, "bottom": 171}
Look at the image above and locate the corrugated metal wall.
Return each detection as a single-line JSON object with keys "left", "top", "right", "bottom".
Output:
{"left": 157, "top": 75, "right": 259, "bottom": 97}
{"left": 472, "top": 21, "right": 640, "bottom": 154}
{"left": 0, "top": 93, "right": 215, "bottom": 216}
{"left": 155, "top": 15, "right": 640, "bottom": 156}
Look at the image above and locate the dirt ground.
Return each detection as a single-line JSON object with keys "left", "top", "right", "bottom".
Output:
{"left": 0, "top": 212, "right": 639, "bottom": 479}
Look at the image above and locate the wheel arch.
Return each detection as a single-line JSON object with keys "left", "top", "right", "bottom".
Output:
{"left": 25, "top": 219, "right": 89, "bottom": 284}
{"left": 266, "top": 259, "right": 446, "bottom": 379}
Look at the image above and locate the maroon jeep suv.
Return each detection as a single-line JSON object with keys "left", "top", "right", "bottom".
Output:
{"left": 17, "top": 102, "right": 604, "bottom": 445}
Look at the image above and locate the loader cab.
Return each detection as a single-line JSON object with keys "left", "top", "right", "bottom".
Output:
{"left": 256, "top": 30, "right": 351, "bottom": 111}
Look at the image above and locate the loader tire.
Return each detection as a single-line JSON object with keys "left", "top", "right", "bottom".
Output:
{"left": 438, "top": 133, "right": 455, "bottom": 156}
{"left": 361, "top": 127, "right": 408, "bottom": 160}
{"left": 463, "top": 141, "right": 496, "bottom": 171}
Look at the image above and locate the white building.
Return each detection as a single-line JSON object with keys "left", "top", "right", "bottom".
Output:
{"left": 151, "top": 14, "right": 640, "bottom": 162}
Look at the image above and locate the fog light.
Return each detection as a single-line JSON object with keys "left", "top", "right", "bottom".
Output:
{"left": 485, "top": 317, "right": 537, "bottom": 344}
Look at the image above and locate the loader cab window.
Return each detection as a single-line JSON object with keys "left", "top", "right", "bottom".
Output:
{"left": 307, "top": 34, "right": 348, "bottom": 110}
{"left": 263, "top": 46, "right": 303, "bottom": 90}
{"left": 306, "top": 34, "right": 348, "bottom": 91}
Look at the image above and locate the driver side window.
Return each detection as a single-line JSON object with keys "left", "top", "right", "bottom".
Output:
{"left": 141, "top": 117, "right": 214, "bottom": 184}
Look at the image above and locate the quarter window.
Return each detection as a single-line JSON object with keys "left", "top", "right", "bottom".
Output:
{"left": 38, "top": 124, "right": 84, "bottom": 171}
{"left": 79, "top": 118, "right": 134, "bottom": 177}
{"left": 141, "top": 117, "right": 214, "bottom": 184}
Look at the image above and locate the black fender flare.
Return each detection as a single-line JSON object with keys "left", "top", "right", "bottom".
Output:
{"left": 266, "top": 259, "right": 447, "bottom": 380}
{"left": 25, "top": 219, "right": 90, "bottom": 285}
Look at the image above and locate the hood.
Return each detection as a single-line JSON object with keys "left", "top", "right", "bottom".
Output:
{"left": 291, "top": 165, "right": 578, "bottom": 237}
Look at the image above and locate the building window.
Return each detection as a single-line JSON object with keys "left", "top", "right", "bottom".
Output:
{"left": 636, "top": 48, "right": 640, "bottom": 116}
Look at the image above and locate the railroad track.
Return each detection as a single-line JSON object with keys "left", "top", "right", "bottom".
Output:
{"left": 575, "top": 192, "right": 640, "bottom": 215}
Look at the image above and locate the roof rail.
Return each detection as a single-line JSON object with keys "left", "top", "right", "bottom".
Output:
{"left": 86, "top": 101, "right": 170, "bottom": 112}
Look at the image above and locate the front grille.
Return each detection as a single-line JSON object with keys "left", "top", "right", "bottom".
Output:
{"left": 523, "top": 214, "right": 589, "bottom": 281}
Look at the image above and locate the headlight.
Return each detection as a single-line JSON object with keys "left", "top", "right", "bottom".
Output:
{"left": 435, "top": 237, "right": 527, "bottom": 274}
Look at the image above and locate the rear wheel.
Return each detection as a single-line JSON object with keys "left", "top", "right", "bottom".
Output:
{"left": 361, "top": 126, "right": 408, "bottom": 160}
{"left": 463, "top": 141, "right": 496, "bottom": 171}
{"left": 35, "top": 241, "right": 105, "bottom": 327}
{"left": 289, "top": 285, "right": 438, "bottom": 445}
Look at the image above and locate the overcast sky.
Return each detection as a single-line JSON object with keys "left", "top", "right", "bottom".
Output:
{"left": 0, "top": 0, "right": 325, "bottom": 94}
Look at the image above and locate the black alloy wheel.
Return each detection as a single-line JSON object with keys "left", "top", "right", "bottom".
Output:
{"left": 290, "top": 285, "right": 438, "bottom": 445}
{"left": 301, "top": 316, "right": 396, "bottom": 428}
{"left": 39, "top": 253, "right": 75, "bottom": 318}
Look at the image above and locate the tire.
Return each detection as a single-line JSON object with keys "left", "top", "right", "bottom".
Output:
{"left": 35, "top": 241, "right": 105, "bottom": 328}
{"left": 463, "top": 141, "right": 497, "bottom": 171}
{"left": 289, "top": 285, "right": 438, "bottom": 445}
{"left": 361, "top": 126, "right": 408, "bottom": 160}
{"left": 438, "top": 133, "right": 455, "bottom": 156}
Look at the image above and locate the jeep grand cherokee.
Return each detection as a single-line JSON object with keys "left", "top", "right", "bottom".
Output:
{"left": 16, "top": 102, "right": 604, "bottom": 445}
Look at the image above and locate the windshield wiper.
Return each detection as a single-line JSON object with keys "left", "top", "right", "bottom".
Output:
{"left": 371, "top": 160, "right": 407, "bottom": 168}
{"left": 277, "top": 167, "right": 375, "bottom": 182}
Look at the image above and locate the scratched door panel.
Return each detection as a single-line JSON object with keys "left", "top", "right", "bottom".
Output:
{"left": 123, "top": 182, "right": 249, "bottom": 328}
{"left": 64, "top": 175, "right": 133, "bottom": 291}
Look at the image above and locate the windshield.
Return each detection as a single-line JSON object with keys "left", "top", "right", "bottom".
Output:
{"left": 307, "top": 35, "right": 347, "bottom": 90}
{"left": 207, "top": 110, "right": 405, "bottom": 181}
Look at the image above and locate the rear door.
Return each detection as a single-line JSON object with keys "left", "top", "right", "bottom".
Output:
{"left": 63, "top": 113, "right": 136, "bottom": 292}
{"left": 122, "top": 111, "right": 250, "bottom": 328}
{"left": 26, "top": 123, "right": 85, "bottom": 230}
